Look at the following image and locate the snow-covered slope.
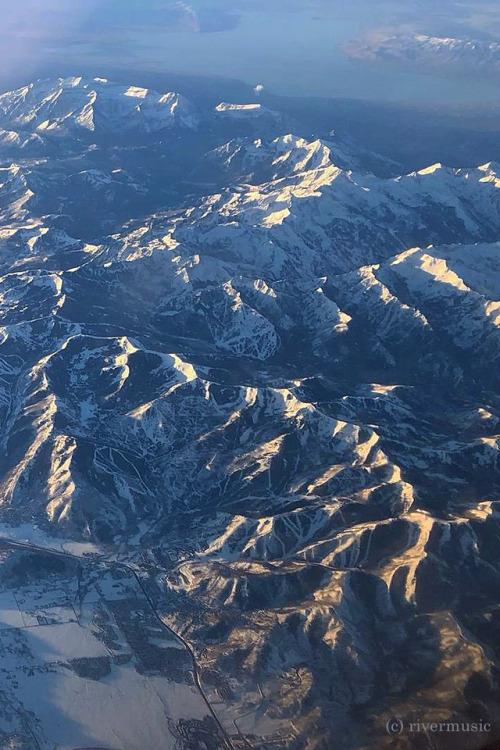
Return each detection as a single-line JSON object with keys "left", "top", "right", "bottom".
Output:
{"left": 0, "top": 76, "right": 200, "bottom": 135}
{"left": 161, "top": 160, "right": 500, "bottom": 278}
{"left": 0, "top": 76, "right": 499, "bottom": 750}
{"left": 196, "top": 133, "right": 402, "bottom": 185}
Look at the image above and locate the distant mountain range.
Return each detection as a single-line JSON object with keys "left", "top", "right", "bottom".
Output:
{"left": 344, "top": 31, "right": 500, "bottom": 76}
{"left": 0, "top": 76, "right": 499, "bottom": 749}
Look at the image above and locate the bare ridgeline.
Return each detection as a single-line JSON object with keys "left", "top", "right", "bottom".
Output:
{"left": 0, "top": 77, "right": 498, "bottom": 749}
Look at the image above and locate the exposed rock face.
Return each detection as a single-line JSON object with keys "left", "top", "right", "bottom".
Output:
{"left": 0, "top": 76, "right": 499, "bottom": 748}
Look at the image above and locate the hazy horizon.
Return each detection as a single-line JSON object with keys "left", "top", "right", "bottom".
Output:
{"left": 0, "top": 0, "right": 499, "bottom": 104}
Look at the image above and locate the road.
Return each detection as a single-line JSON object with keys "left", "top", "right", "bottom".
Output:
{"left": 0, "top": 537, "right": 235, "bottom": 750}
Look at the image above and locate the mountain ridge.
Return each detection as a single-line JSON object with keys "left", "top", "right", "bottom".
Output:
{"left": 0, "top": 76, "right": 498, "bottom": 750}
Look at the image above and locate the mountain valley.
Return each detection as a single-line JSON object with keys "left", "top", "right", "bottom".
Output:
{"left": 0, "top": 75, "right": 498, "bottom": 749}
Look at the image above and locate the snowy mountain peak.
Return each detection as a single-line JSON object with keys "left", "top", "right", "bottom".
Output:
{"left": 0, "top": 76, "right": 200, "bottom": 135}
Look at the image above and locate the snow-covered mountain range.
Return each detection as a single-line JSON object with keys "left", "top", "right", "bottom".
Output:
{"left": 345, "top": 31, "right": 500, "bottom": 76}
{"left": 0, "top": 76, "right": 499, "bottom": 749}
{"left": 0, "top": 76, "right": 200, "bottom": 134}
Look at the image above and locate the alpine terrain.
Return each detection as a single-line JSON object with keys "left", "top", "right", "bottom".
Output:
{"left": 0, "top": 75, "right": 498, "bottom": 750}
